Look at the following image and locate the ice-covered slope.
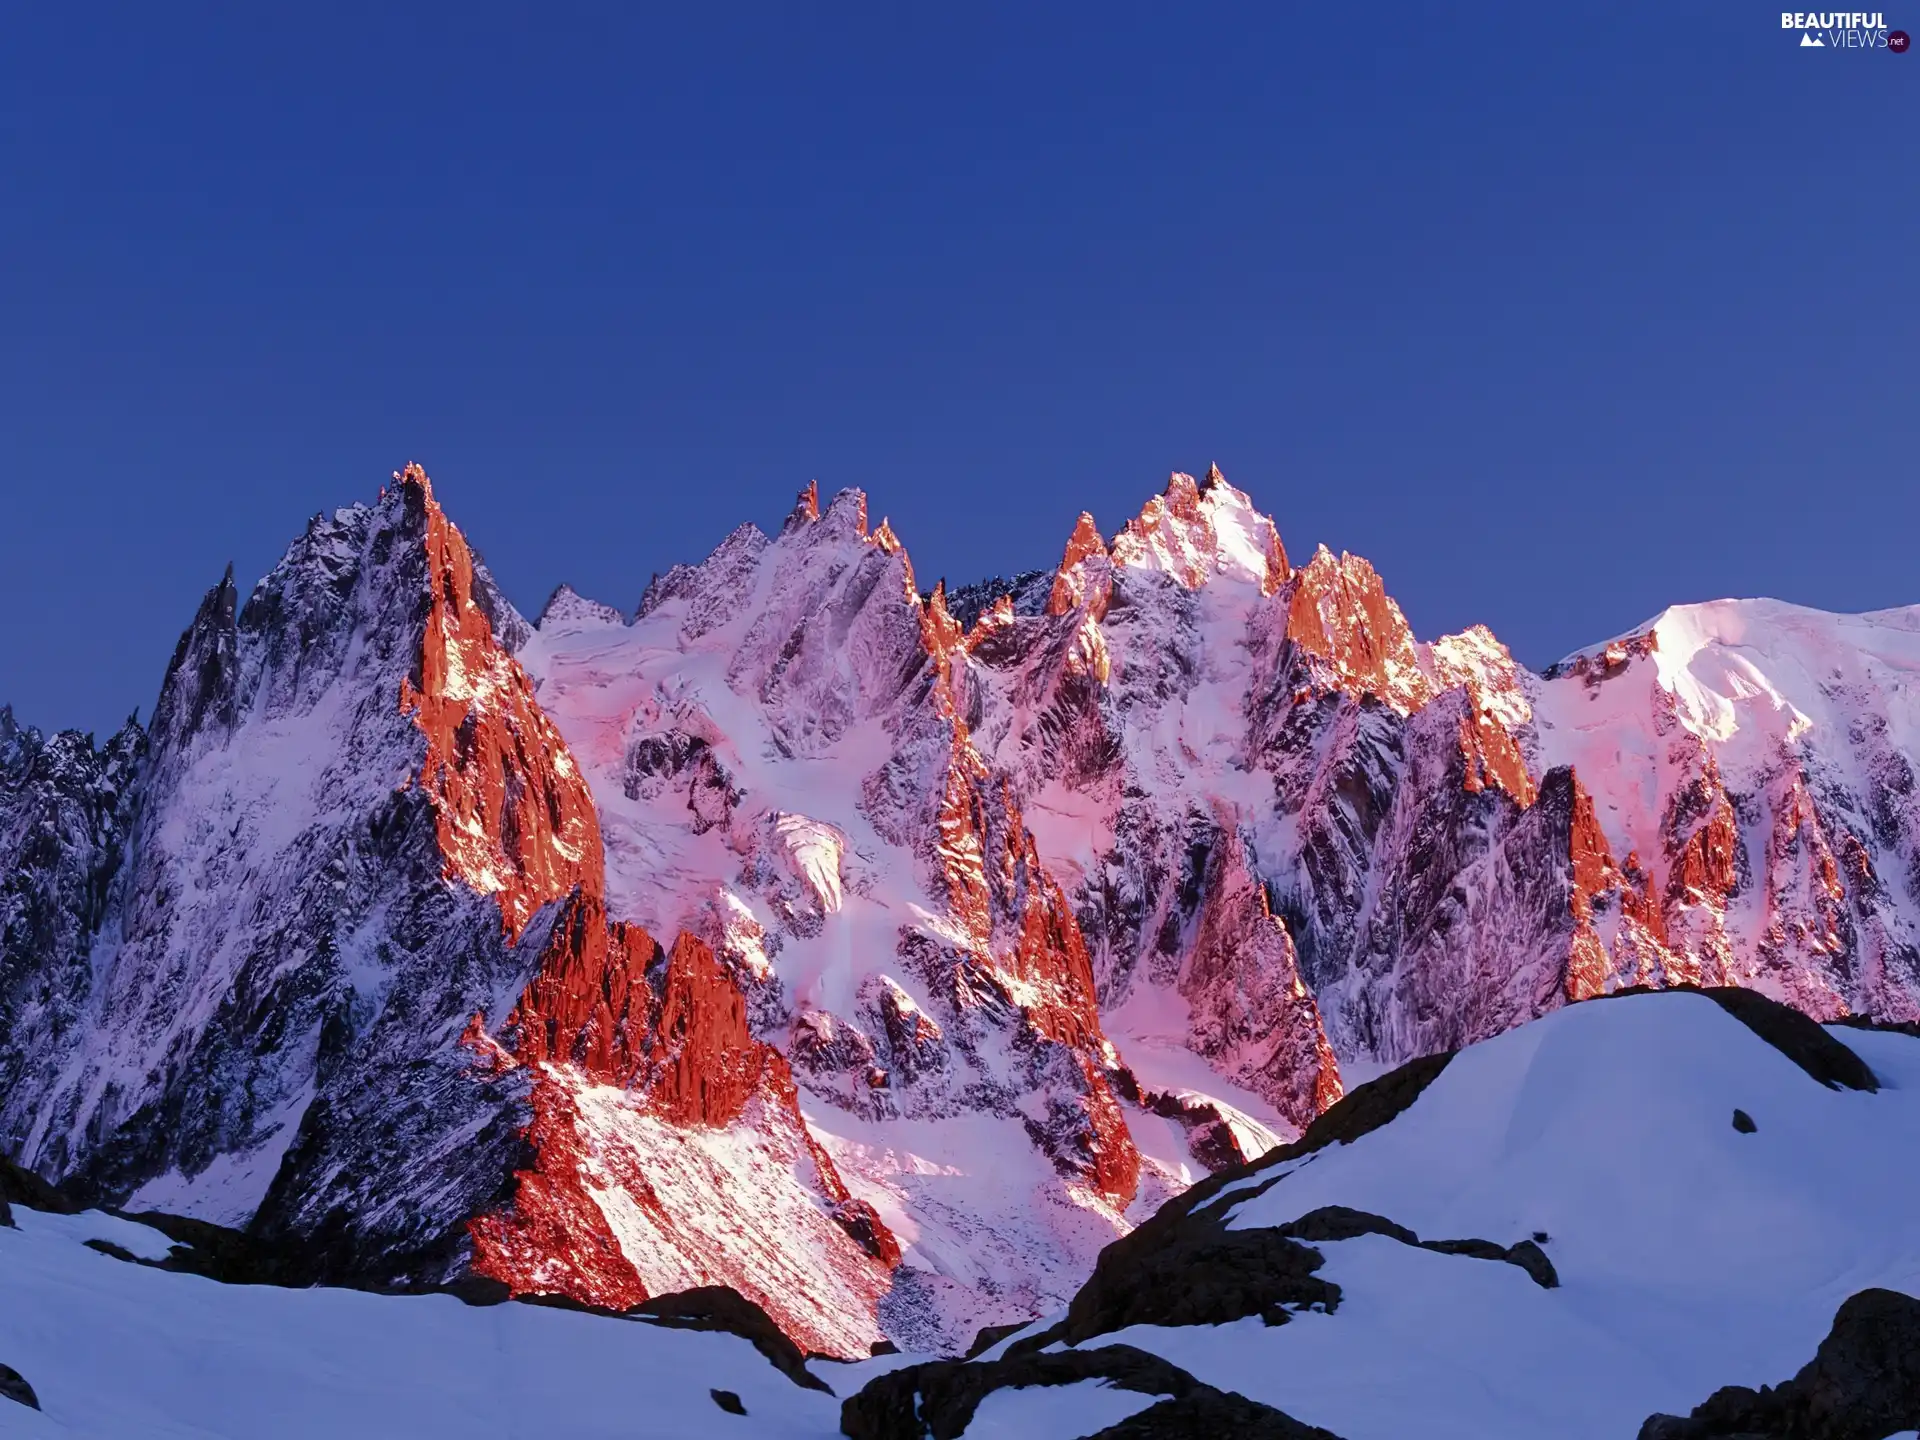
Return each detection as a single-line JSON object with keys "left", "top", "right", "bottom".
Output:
{"left": 849, "top": 991, "right": 1920, "bottom": 1438}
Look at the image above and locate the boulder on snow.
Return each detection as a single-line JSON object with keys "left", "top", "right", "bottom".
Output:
{"left": 963, "top": 1321, "right": 1028, "bottom": 1358}
{"left": 0, "top": 1363, "right": 38, "bottom": 1410}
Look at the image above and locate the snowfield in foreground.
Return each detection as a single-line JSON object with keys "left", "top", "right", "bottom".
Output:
{"left": 1112, "top": 992, "right": 1920, "bottom": 1437}
{"left": 0, "top": 1206, "right": 860, "bottom": 1440}
{"left": 3, "top": 990, "right": 1918, "bottom": 1438}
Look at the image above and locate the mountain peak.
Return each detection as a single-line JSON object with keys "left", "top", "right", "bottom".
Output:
{"left": 536, "top": 583, "right": 625, "bottom": 631}
{"left": 1109, "top": 468, "right": 1289, "bottom": 595}
{"left": 1283, "top": 546, "right": 1428, "bottom": 713}
{"left": 784, "top": 479, "right": 821, "bottom": 532}
{"left": 1047, "top": 511, "right": 1110, "bottom": 616}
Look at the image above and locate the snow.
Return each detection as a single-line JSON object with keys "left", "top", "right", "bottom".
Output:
{"left": 1538, "top": 597, "right": 1920, "bottom": 815}
{"left": 1105, "top": 472, "right": 1283, "bottom": 594}
{"left": 0, "top": 1208, "right": 844, "bottom": 1440}
{"left": 1531, "top": 595, "right": 1920, "bottom": 988}
{"left": 1084, "top": 992, "right": 1920, "bottom": 1438}
{"left": 1103, "top": 983, "right": 1292, "bottom": 1153}
{"left": 565, "top": 1075, "right": 890, "bottom": 1359}
{"left": 962, "top": 1378, "right": 1158, "bottom": 1438}
{"left": 121, "top": 1115, "right": 305, "bottom": 1230}
{"left": 800, "top": 1106, "right": 1146, "bottom": 1347}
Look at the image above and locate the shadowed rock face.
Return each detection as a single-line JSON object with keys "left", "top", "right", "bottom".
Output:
{"left": 1639, "top": 1288, "right": 1920, "bottom": 1440}
{"left": 0, "top": 708, "right": 144, "bottom": 1164}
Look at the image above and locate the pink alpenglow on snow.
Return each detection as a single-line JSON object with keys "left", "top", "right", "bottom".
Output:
{"left": 4, "top": 463, "right": 1920, "bottom": 1360}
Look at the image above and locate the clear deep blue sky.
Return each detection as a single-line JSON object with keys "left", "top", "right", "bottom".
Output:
{"left": 2, "top": 4, "right": 1913, "bottom": 737}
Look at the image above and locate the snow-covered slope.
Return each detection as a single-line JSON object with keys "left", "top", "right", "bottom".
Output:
{"left": 0, "top": 1205, "right": 849, "bottom": 1440}
{"left": 850, "top": 990, "right": 1920, "bottom": 1438}
{"left": 1533, "top": 598, "right": 1920, "bottom": 1017}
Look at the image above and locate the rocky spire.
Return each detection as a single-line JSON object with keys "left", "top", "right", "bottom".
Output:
{"left": 148, "top": 564, "right": 238, "bottom": 753}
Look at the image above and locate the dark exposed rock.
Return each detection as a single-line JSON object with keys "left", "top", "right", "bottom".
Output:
{"left": 1283, "top": 1050, "right": 1456, "bottom": 1157}
{"left": 1703, "top": 988, "right": 1880, "bottom": 1093}
{"left": 1733, "top": 1108, "right": 1758, "bottom": 1134}
{"left": 0, "top": 1154, "right": 79, "bottom": 1214}
{"left": 831, "top": 1197, "right": 903, "bottom": 1266}
{"left": 1088, "top": 1388, "right": 1346, "bottom": 1439}
{"left": 984, "top": 1050, "right": 1457, "bottom": 1359}
{"left": 511, "top": 1290, "right": 627, "bottom": 1318}
{"left": 0, "top": 711, "right": 144, "bottom": 1170}
{"left": 1830, "top": 1014, "right": 1920, "bottom": 1041}
{"left": 441, "top": 1274, "right": 512, "bottom": 1305}
{"left": 964, "top": 1320, "right": 1028, "bottom": 1358}
{"left": 0, "top": 1363, "right": 39, "bottom": 1411}
{"left": 711, "top": 1388, "right": 747, "bottom": 1415}
{"left": 1638, "top": 1287, "right": 1920, "bottom": 1439}
{"left": 1500, "top": 1240, "right": 1560, "bottom": 1290}
{"left": 937, "top": 570, "right": 1052, "bottom": 631}
{"left": 1276, "top": 1206, "right": 1558, "bottom": 1289}
{"left": 869, "top": 1339, "right": 900, "bottom": 1357}
{"left": 117, "top": 1208, "right": 305, "bottom": 1286}
{"left": 841, "top": 1343, "right": 1342, "bottom": 1440}
{"left": 83, "top": 1237, "right": 142, "bottom": 1263}
{"left": 1035, "top": 1219, "right": 1336, "bottom": 1349}
{"left": 1121, "top": 1050, "right": 1454, "bottom": 1256}
{"left": 1276, "top": 1205, "right": 1417, "bottom": 1246}
{"left": 629, "top": 1286, "right": 833, "bottom": 1393}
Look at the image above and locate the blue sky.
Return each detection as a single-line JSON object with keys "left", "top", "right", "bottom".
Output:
{"left": 2, "top": 3, "right": 1913, "bottom": 736}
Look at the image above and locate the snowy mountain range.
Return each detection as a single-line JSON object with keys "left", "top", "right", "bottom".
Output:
{"left": 4, "top": 462, "right": 1919, "bottom": 1363}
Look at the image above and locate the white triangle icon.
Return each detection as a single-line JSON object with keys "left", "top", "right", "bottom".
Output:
{"left": 1800, "top": 31, "right": 1825, "bottom": 45}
